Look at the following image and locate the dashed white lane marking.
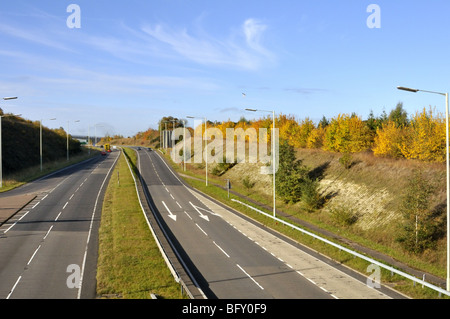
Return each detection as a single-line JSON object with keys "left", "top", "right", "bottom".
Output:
{"left": 225, "top": 217, "right": 339, "bottom": 299}
{"left": 4, "top": 156, "right": 113, "bottom": 299}
{"left": 145, "top": 150, "right": 338, "bottom": 298}
{"left": 43, "top": 225, "right": 53, "bottom": 240}
{"left": 27, "top": 245, "right": 41, "bottom": 266}
{"left": 183, "top": 211, "right": 192, "bottom": 220}
{"left": 7, "top": 276, "right": 22, "bottom": 299}
{"left": 195, "top": 223, "right": 208, "bottom": 236}
{"left": 213, "top": 241, "right": 230, "bottom": 258}
{"left": 236, "top": 264, "right": 264, "bottom": 290}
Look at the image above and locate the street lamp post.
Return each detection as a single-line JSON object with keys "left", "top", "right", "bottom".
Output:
{"left": 0, "top": 96, "right": 18, "bottom": 188}
{"left": 187, "top": 116, "right": 208, "bottom": 186}
{"left": 40, "top": 118, "right": 57, "bottom": 171}
{"left": 67, "top": 120, "right": 80, "bottom": 161}
{"left": 182, "top": 119, "right": 187, "bottom": 171}
{"left": 163, "top": 121, "right": 169, "bottom": 149}
{"left": 246, "top": 108, "right": 276, "bottom": 217}
{"left": 397, "top": 86, "right": 450, "bottom": 291}
{"left": 159, "top": 120, "right": 162, "bottom": 149}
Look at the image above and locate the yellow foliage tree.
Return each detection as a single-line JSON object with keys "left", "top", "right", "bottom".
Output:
{"left": 323, "top": 114, "right": 371, "bottom": 153}
{"left": 399, "top": 107, "right": 446, "bottom": 162}
{"left": 279, "top": 115, "right": 300, "bottom": 147}
{"left": 373, "top": 121, "right": 407, "bottom": 158}
{"left": 295, "top": 118, "right": 315, "bottom": 148}
{"left": 306, "top": 126, "right": 325, "bottom": 149}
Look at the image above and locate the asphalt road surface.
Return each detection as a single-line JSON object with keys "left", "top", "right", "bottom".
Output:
{"left": 0, "top": 150, "right": 119, "bottom": 299}
{"left": 136, "top": 148, "right": 402, "bottom": 299}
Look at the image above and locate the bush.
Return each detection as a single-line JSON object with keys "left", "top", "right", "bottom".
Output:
{"left": 301, "top": 177, "right": 322, "bottom": 212}
{"left": 242, "top": 175, "right": 256, "bottom": 194}
{"left": 330, "top": 205, "right": 358, "bottom": 227}
{"left": 339, "top": 152, "right": 353, "bottom": 169}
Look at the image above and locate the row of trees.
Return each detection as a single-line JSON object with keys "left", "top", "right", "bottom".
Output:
{"left": 206, "top": 103, "right": 447, "bottom": 163}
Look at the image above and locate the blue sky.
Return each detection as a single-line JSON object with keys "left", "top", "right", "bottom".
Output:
{"left": 0, "top": 1, "right": 449, "bottom": 137}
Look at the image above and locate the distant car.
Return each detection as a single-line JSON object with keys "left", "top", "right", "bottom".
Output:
{"left": 101, "top": 151, "right": 107, "bottom": 156}
{"left": 148, "top": 148, "right": 152, "bottom": 151}
{"left": 137, "top": 147, "right": 141, "bottom": 150}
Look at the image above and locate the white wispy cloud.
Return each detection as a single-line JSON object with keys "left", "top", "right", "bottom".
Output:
{"left": 141, "top": 18, "right": 275, "bottom": 70}
{"left": 0, "top": 22, "right": 74, "bottom": 52}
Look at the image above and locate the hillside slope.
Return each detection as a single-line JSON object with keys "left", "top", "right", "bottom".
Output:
{"left": 2, "top": 114, "right": 82, "bottom": 174}
{"left": 215, "top": 147, "right": 447, "bottom": 280}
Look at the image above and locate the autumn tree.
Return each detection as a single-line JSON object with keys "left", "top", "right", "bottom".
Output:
{"left": 373, "top": 121, "right": 407, "bottom": 158}
{"left": 323, "top": 113, "right": 372, "bottom": 153}
{"left": 399, "top": 107, "right": 446, "bottom": 162}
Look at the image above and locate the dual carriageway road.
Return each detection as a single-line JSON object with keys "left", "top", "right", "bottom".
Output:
{"left": 0, "top": 146, "right": 405, "bottom": 299}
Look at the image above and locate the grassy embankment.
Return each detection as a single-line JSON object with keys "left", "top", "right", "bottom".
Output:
{"left": 96, "top": 147, "right": 186, "bottom": 299}
{"left": 160, "top": 145, "right": 448, "bottom": 299}
{"left": 1, "top": 113, "right": 89, "bottom": 192}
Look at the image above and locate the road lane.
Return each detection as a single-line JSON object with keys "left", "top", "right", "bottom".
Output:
{"left": 137, "top": 148, "right": 334, "bottom": 299}
{"left": 0, "top": 150, "right": 119, "bottom": 299}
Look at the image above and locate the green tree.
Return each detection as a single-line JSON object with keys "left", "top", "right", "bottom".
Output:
{"left": 275, "top": 140, "right": 309, "bottom": 204}
{"left": 396, "top": 170, "right": 439, "bottom": 254}
{"left": 318, "top": 115, "right": 329, "bottom": 128}
{"left": 389, "top": 102, "right": 408, "bottom": 127}
{"left": 301, "top": 177, "right": 322, "bottom": 212}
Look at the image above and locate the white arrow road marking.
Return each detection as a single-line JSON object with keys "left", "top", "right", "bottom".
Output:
{"left": 193, "top": 203, "right": 221, "bottom": 217}
{"left": 189, "top": 202, "right": 209, "bottom": 222}
{"left": 162, "top": 201, "right": 177, "bottom": 221}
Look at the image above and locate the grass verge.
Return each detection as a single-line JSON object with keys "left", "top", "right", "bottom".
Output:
{"left": 96, "top": 147, "right": 186, "bottom": 299}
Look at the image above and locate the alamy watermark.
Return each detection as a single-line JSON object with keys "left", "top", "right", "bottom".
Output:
{"left": 66, "top": 264, "right": 81, "bottom": 289}
{"left": 66, "top": 4, "right": 81, "bottom": 29}
{"left": 367, "top": 4, "right": 381, "bottom": 29}
{"left": 169, "top": 121, "right": 279, "bottom": 175}
{"left": 366, "top": 264, "right": 381, "bottom": 289}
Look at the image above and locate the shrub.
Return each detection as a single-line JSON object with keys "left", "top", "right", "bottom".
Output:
{"left": 330, "top": 205, "right": 358, "bottom": 227}
{"left": 301, "top": 177, "right": 322, "bottom": 212}
{"left": 339, "top": 152, "right": 353, "bottom": 169}
{"left": 242, "top": 175, "right": 256, "bottom": 194}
